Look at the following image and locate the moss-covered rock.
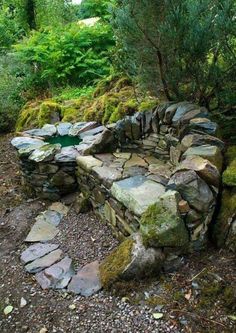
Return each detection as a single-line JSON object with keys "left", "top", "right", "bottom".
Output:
{"left": 99, "top": 238, "right": 134, "bottom": 289}
{"left": 38, "top": 101, "right": 61, "bottom": 127}
{"left": 213, "top": 189, "right": 236, "bottom": 250}
{"left": 140, "top": 204, "right": 189, "bottom": 248}
{"left": 99, "top": 233, "right": 164, "bottom": 289}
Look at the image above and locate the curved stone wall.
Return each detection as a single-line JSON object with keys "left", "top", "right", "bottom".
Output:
{"left": 12, "top": 101, "right": 226, "bottom": 283}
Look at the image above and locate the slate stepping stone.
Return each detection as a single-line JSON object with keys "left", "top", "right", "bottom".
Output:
{"left": 21, "top": 243, "right": 59, "bottom": 264}
{"left": 25, "top": 249, "right": 63, "bottom": 273}
{"left": 11, "top": 137, "right": 45, "bottom": 150}
{"left": 68, "top": 261, "right": 102, "bottom": 297}
{"left": 35, "top": 257, "right": 75, "bottom": 289}
{"left": 41, "top": 210, "right": 62, "bottom": 226}
{"left": 25, "top": 218, "right": 59, "bottom": 243}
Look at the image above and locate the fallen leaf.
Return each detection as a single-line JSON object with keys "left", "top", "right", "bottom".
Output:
{"left": 39, "top": 327, "right": 48, "bottom": 333}
{"left": 4, "top": 305, "right": 13, "bottom": 315}
{"left": 153, "top": 313, "right": 164, "bottom": 320}
{"left": 184, "top": 290, "right": 192, "bottom": 301}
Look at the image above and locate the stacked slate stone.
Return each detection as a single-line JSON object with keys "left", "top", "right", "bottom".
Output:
{"left": 12, "top": 101, "right": 228, "bottom": 285}
{"left": 11, "top": 122, "right": 115, "bottom": 200}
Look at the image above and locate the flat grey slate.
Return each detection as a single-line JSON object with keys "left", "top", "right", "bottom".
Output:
{"left": 35, "top": 257, "right": 75, "bottom": 289}
{"left": 21, "top": 243, "right": 59, "bottom": 264}
{"left": 25, "top": 218, "right": 59, "bottom": 243}
{"left": 68, "top": 261, "right": 101, "bottom": 297}
{"left": 111, "top": 176, "right": 166, "bottom": 216}
{"left": 25, "top": 249, "right": 63, "bottom": 273}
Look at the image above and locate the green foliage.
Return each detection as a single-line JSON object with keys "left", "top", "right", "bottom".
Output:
{"left": 0, "top": 53, "right": 34, "bottom": 133}
{"left": 15, "top": 22, "right": 115, "bottom": 87}
{"left": 53, "top": 86, "right": 95, "bottom": 101}
{"left": 114, "top": 0, "right": 236, "bottom": 110}
{"left": 77, "top": 0, "right": 113, "bottom": 20}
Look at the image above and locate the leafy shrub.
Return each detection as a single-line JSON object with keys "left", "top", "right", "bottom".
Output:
{"left": 77, "top": 0, "right": 113, "bottom": 20}
{"left": 15, "top": 21, "right": 115, "bottom": 88}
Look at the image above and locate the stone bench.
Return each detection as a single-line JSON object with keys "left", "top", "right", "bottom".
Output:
{"left": 12, "top": 101, "right": 226, "bottom": 286}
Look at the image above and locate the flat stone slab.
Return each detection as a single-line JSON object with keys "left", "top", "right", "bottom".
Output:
{"left": 68, "top": 122, "right": 87, "bottom": 136}
{"left": 11, "top": 137, "right": 45, "bottom": 150}
{"left": 93, "top": 166, "right": 123, "bottom": 187}
{"left": 35, "top": 257, "right": 75, "bottom": 289}
{"left": 124, "top": 153, "right": 148, "bottom": 168}
{"left": 21, "top": 243, "right": 59, "bottom": 264}
{"left": 42, "top": 124, "right": 57, "bottom": 136}
{"left": 68, "top": 261, "right": 101, "bottom": 297}
{"left": 29, "top": 144, "right": 61, "bottom": 163}
{"left": 48, "top": 202, "right": 69, "bottom": 216}
{"left": 79, "top": 125, "right": 105, "bottom": 139}
{"left": 56, "top": 122, "right": 72, "bottom": 136}
{"left": 111, "top": 176, "right": 166, "bottom": 216}
{"left": 25, "top": 218, "right": 59, "bottom": 243}
{"left": 41, "top": 210, "right": 62, "bottom": 226}
{"left": 25, "top": 249, "right": 63, "bottom": 273}
{"left": 55, "top": 147, "right": 79, "bottom": 162}
{"left": 77, "top": 155, "right": 103, "bottom": 171}
{"left": 24, "top": 128, "right": 54, "bottom": 138}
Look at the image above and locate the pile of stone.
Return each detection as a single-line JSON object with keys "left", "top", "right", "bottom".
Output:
{"left": 12, "top": 101, "right": 229, "bottom": 286}
{"left": 21, "top": 202, "right": 101, "bottom": 296}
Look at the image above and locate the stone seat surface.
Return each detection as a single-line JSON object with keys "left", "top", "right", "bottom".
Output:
{"left": 111, "top": 175, "right": 166, "bottom": 216}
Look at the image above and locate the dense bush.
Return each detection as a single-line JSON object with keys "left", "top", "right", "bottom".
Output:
{"left": 114, "top": 0, "right": 236, "bottom": 110}
{"left": 0, "top": 54, "right": 33, "bottom": 133}
{"left": 77, "top": 0, "right": 113, "bottom": 20}
{"left": 15, "top": 22, "right": 115, "bottom": 88}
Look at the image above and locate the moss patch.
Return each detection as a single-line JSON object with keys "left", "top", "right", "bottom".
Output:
{"left": 213, "top": 189, "right": 236, "bottom": 248}
{"left": 140, "top": 204, "right": 189, "bottom": 248}
{"left": 99, "top": 238, "right": 134, "bottom": 289}
{"left": 223, "top": 147, "right": 236, "bottom": 187}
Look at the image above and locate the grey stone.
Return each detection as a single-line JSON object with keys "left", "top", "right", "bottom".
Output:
{"left": 79, "top": 125, "right": 105, "bottom": 139}
{"left": 42, "top": 124, "right": 57, "bottom": 136}
{"left": 181, "top": 133, "right": 225, "bottom": 152}
{"left": 189, "top": 118, "right": 218, "bottom": 135}
{"left": 56, "top": 122, "right": 72, "bottom": 136}
{"left": 82, "top": 128, "right": 116, "bottom": 155}
{"left": 11, "top": 137, "right": 45, "bottom": 150}
{"left": 123, "top": 166, "right": 147, "bottom": 178}
{"left": 25, "top": 249, "right": 63, "bottom": 273}
{"left": 73, "top": 122, "right": 98, "bottom": 136}
{"left": 93, "top": 166, "right": 123, "bottom": 187}
{"left": 41, "top": 210, "right": 62, "bottom": 226}
{"left": 164, "top": 103, "right": 185, "bottom": 124}
{"left": 18, "top": 142, "right": 47, "bottom": 157}
{"left": 124, "top": 153, "right": 148, "bottom": 168}
{"left": 54, "top": 147, "right": 79, "bottom": 163}
{"left": 24, "top": 128, "right": 54, "bottom": 138}
{"left": 76, "top": 155, "right": 103, "bottom": 171}
{"left": 182, "top": 144, "right": 223, "bottom": 171}
{"left": 111, "top": 176, "right": 166, "bottom": 216}
{"left": 172, "top": 103, "right": 197, "bottom": 125}
{"left": 35, "top": 257, "right": 75, "bottom": 289}
{"left": 168, "top": 170, "right": 214, "bottom": 212}
{"left": 29, "top": 144, "right": 61, "bottom": 162}
{"left": 68, "top": 122, "right": 87, "bottom": 136}
{"left": 25, "top": 217, "right": 59, "bottom": 242}
{"left": 68, "top": 261, "right": 102, "bottom": 296}
{"left": 21, "top": 243, "right": 59, "bottom": 264}
{"left": 176, "top": 156, "right": 220, "bottom": 187}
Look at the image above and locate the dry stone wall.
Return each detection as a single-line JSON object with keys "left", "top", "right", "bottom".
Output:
{"left": 12, "top": 101, "right": 228, "bottom": 284}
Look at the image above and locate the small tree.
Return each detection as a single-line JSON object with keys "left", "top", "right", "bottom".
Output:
{"left": 114, "top": 0, "right": 236, "bottom": 109}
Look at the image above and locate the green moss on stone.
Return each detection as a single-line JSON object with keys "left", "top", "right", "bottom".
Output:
{"left": 225, "top": 145, "right": 236, "bottom": 164}
{"left": 140, "top": 204, "right": 189, "bottom": 248}
{"left": 213, "top": 189, "right": 236, "bottom": 248}
{"left": 223, "top": 160, "right": 236, "bottom": 186}
{"left": 16, "top": 101, "right": 41, "bottom": 131}
{"left": 99, "top": 238, "right": 134, "bottom": 289}
{"left": 138, "top": 98, "right": 159, "bottom": 112}
{"left": 38, "top": 101, "right": 61, "bottom": 127}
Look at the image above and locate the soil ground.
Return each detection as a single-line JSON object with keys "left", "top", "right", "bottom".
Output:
{"left": 0, "top": 133, "right": 235, "bottom": 333}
